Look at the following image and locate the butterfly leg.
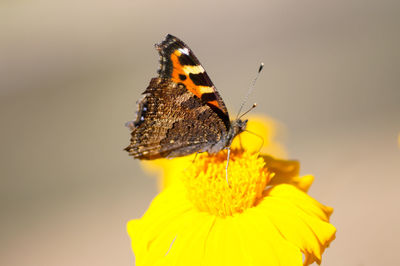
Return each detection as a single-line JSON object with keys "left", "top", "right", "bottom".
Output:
{"left": 238, "top": 133, "right": 244, "bottom": 150}
{"left": 225, "top": 147, "right": 231, "bottom": 186}
{"left": 192, "top": 152, "right": 200, "bottom": 163}
{"left": 184, "top": 152, "right": 201, "bottom": 173}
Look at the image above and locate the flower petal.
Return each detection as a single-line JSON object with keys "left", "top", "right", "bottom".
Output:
{"left": 257, "top": 184, "right": 336, "bottom": 265}
{"left": 261, "top": 155, "right": 314, "bottom": 192}
{"left": 128, "top": 185, "right": 219, "bottom": 266}
{"left": 156, "top": 212, "right": 217, "bottom": 266}
{"left": 203, "top": 213, "right": 303, "bottom": 265}
{"left": 127, "top": 185, "right": 191, "bottom": 264}
{"left": 203, "top": 217, "right": 250, "bottom": 265}
{"left": 231, "top": 115, "right": 287, "bottom": 158}
{"left": 140, "top": 155, "right": 195, "bottom": 189}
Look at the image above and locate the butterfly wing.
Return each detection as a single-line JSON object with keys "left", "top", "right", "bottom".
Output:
{"left": 125, "top": 78, "right": 229, "bottom": 159}
{"left": 125, "top": 35, "right": 232, "bottom": 159}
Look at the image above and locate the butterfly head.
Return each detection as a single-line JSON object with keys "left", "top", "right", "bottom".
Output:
{"left": 226, "top": 118, "right": 248, "bottom": 147}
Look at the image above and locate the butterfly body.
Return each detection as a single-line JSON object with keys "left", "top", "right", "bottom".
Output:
{"left": 125, "top": 35, "right": 247, "bottom": 160}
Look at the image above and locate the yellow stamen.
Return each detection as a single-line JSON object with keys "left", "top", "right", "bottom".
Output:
{"left": 182, "top": 149, "right": 273, "bottom": 217}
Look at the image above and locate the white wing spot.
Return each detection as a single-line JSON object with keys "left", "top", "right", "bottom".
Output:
{"left": 183, "top": 65, "right": 204, "bottom": 74}
{"left": 178, "top": 48, "right": 190, "bottom": 55}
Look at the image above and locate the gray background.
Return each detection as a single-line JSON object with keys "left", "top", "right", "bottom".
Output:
{"left": 1, "top": 0, "right": 399, "bottom": 265}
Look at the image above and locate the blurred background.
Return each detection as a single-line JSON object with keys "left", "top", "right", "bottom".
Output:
{"left": 1, "top": 0, "right": 399, "bottom": 265}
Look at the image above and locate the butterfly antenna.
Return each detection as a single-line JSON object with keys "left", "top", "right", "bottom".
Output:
{"left": 236, "top": 62, "right": 264, "bottom": 119}
{"left": 238, "top": 103, "right": 257, "bottom": 119}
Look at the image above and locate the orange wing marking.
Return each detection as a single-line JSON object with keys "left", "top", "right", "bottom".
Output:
{"left": 170, "top": 51, "right": 222, "bottom": 110}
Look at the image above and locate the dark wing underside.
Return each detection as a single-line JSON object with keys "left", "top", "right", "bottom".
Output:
{"left": 125, "top": 78, "right": 229, "bottom": 159}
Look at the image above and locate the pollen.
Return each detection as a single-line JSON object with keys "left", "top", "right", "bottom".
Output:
{"left": 182, "top": 149, "right": 273, "bottom": 217}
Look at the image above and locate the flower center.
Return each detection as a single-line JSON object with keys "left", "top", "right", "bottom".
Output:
{"left": 181, "top": 150, "right": 273, "bottom": 217}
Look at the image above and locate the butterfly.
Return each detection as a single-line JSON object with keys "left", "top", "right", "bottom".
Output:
{"left": 125, "top": 34, "right": 248, "bottom": 160}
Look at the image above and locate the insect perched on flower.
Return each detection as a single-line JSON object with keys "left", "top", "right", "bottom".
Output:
{"left": 125, "top": 36, "right": 336, "bottom": 266}
{"left": 125, "top": 34, "right": 253, "bottom": 161}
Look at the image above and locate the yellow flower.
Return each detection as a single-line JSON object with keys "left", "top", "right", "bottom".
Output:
{"left": 141, "top": 115, "right": 287, "bottom": 189}
{"left": 128, "top": 149, "right": 336, "bottom": 265}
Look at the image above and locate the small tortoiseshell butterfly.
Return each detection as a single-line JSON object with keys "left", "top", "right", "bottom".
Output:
{"left": 125, "top": 34, "right": 247, "bottom": 160}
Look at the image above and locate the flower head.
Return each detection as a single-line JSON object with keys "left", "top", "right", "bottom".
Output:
{"left": 182, "top": 150, "right": 271, "bottom": 217}
{"left": 128, "top": 115, "right": 336, "bottom": 265}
